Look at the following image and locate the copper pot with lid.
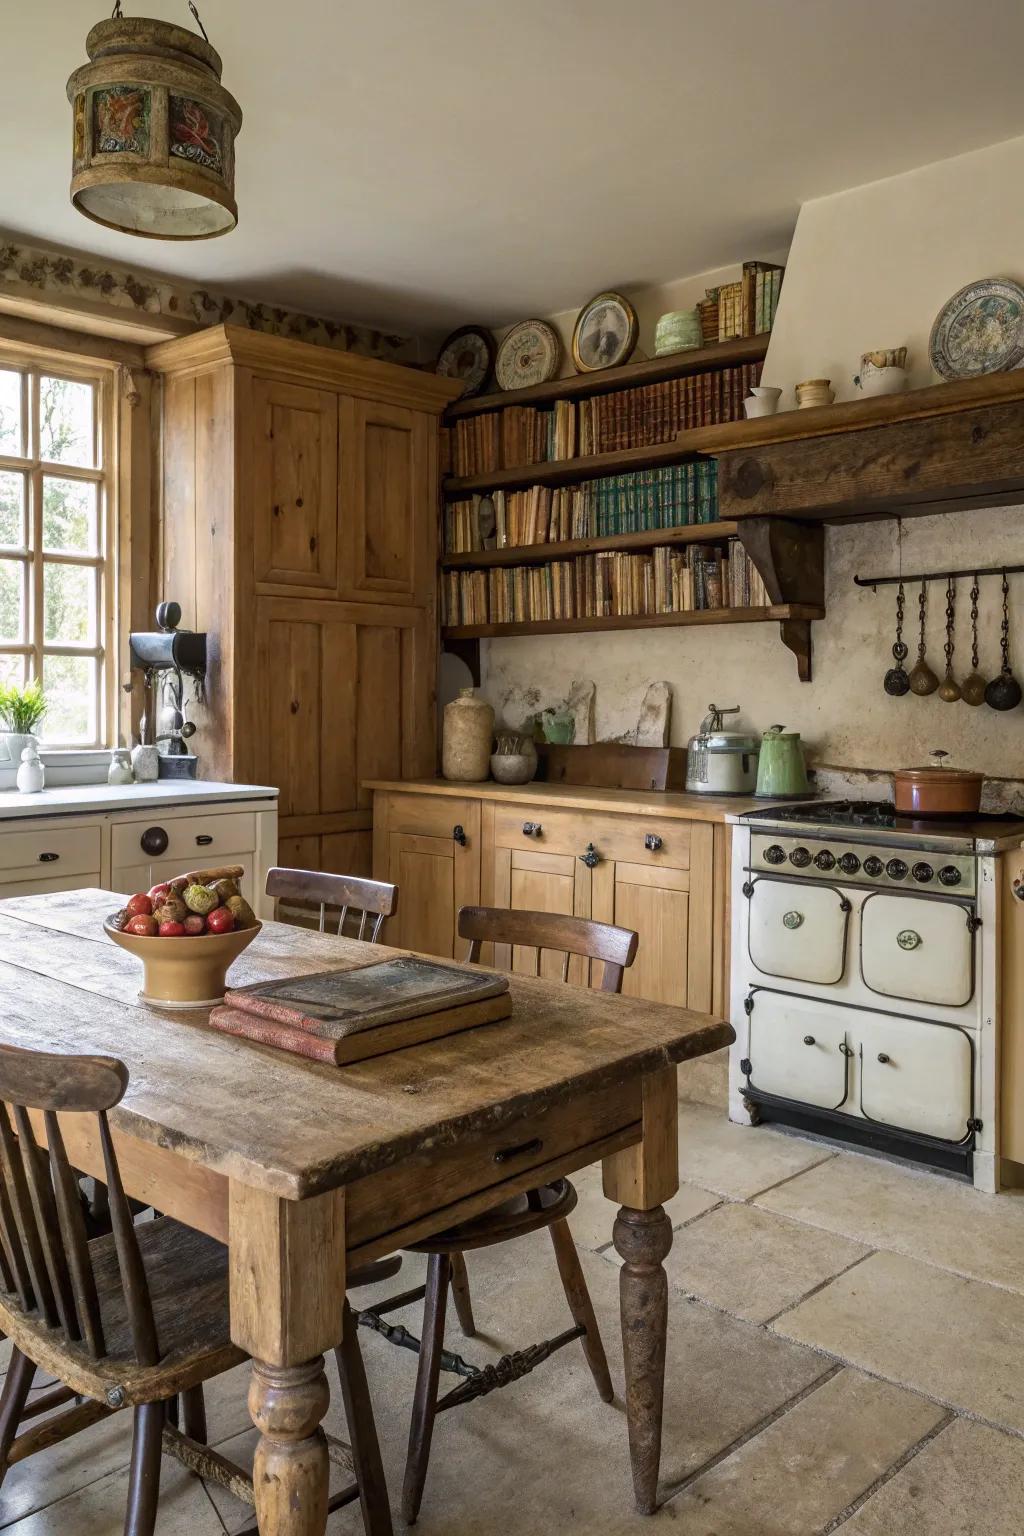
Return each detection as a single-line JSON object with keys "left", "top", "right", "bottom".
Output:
{"left": 892, "top": 750, "right": 985, "bottom": 817}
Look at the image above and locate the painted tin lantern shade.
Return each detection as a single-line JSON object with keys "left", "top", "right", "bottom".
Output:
{"left": 67, "top": 17, "right": 242, "bottom": 240}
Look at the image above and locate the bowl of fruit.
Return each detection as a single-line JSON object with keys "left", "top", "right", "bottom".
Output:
{"left": 104, "top": 865, "right": 261, "bottom": 1008}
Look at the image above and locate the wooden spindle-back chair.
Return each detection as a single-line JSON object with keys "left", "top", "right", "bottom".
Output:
{"left": 0, "top": 1042, "right": 394, "bottom": 1536}
{"left": 266, "top": 866, "right": 398, "bottom": 942}
{"left": 361, "top": 906, "right": 639, "bottom": 1526}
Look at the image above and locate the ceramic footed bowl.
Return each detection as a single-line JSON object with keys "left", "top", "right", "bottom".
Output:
{"left": 104, "top": 918, "right": 261, "bottom": 1008}
{"left": 490, "top": 751, "right": 537, "bottom": 785}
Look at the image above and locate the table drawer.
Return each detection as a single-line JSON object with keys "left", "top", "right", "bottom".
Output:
{"left": 345, "top": 1077, "right": 641, "bottom": 1252}
{"left": 111, "top": 811, "right": 256, "bottom": 871}
{"left": 0, "top": 824, "right": 100, "bottom": 882}
{"left": 493, "top": 806, "right": 690, "bottom": 869}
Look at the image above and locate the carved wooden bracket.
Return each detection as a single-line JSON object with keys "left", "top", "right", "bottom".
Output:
{"left": 735, "top": 518, "right": 824, "bottom": 682}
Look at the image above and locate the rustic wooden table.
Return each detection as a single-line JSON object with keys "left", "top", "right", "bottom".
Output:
{"left": 0, "top": 890, "right": 733, "bottom": 1534}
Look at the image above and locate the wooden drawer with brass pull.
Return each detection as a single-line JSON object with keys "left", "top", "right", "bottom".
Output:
{"left": 0, "top": 825, "right": 101, "bottom": 883}
{"left": 344, "top": 1077, "right": 641, "bottom": 1249}
{"left": 493, "top": 806, "right": 690, "bottom": 868}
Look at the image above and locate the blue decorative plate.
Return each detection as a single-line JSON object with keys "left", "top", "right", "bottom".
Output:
{"left": 929, "top": 278, "right": 1024, "bottom": 379}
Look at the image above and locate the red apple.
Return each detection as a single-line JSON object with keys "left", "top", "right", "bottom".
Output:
{"left": 126, "top": 914, "right": 158, "bottom": 937}
{"left": 158, "top": 920, "right": 186, "bottom": 937}
{"left": 183, "top": 914, "right": 206, "bottom": 936}
{"left": 206, "top": 906, "right": 236, "bottom": 934}
{"left": 148, "top": 882, "right": 172, "bottom": 904}
{"left": 125, "top": 893, "right": 153, "bottom": 918}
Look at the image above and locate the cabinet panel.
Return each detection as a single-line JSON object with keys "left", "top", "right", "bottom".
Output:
{"left": 339, "top": 397, "right": 432, "bottom": 604}
{"left": 492, "top": 805, "right": 690, "bottom": 870}
{"left": 0, "top": 872, "right": 102, "bottom": 900}
{"left": 613, "top": 873, "right": 690, "bottom": 1006}
{"left": 384, "top": 828, "right": 479, "bottom": 959}
{"left": 112, "top": 853, "right": 256, "bottom": 905}
{"left": 0, "top": 825, "right": 100, "bottom": 885}
{"left": 111, "top": 812, "right": 257, "bottom": 871}
{"left": 491, "top": 845, "right": 589, "bottom": 985}
{"left": 252, "top": 376, "right": 339, "bottom": 593}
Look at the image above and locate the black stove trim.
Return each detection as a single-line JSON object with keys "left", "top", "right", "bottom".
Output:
{"left": 742, "top": 1087, "right": 974, "bottom": 1177}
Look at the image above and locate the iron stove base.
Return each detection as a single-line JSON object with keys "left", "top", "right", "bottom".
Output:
{"left": 742, "top": 1087, "right": 975, "bottom": 1179}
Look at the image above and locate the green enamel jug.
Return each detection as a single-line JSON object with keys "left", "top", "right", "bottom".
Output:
{"left": 755, "top": 724, "right": 810, "bottom": 798}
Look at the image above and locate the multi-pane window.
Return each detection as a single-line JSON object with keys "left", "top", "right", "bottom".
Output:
{"left": 0, "top": 362, "right": 113, "bottom": 745}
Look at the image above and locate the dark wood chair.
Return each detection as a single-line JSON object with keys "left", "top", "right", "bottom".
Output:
{"left": 358, "top": 906, "right": 639, "bottom": 1526}
{"left": 0, "top": 1042, "right": 394, "bottom": 1536}
{"left": 267, "top": 866, "right": 397, "bottom": 942}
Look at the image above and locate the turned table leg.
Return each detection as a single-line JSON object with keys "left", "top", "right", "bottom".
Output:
{"left": 250, "top": 1359, "right": 331, "bottom": 1536}
{"left": 613, "top": 1205, "right": 672, "bottom": 1515}
{"left": 602, "top": 1066, "right": 679, "bottom": 1516}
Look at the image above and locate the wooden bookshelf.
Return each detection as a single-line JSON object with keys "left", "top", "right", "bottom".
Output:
{"left": 441, "top": 520, "right": 740, "bottom": 571}
{"left": 445, "top": 335, "right": 769, "bottom": 418}
{"left": 442, "top": 603, "right": 824, "bottom": 641}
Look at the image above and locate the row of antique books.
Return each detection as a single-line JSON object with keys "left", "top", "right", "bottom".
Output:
{"left": 441, "top": 542, "right": 771, "bottom": 627}
{"left": 444, "top": 463, "right": 718, "bottom": 554}
{"left": 704, "top": 261, "right": 785, "bottom": 344}
{"left": 444, "top": 362, "right": 762, "bottom": 476}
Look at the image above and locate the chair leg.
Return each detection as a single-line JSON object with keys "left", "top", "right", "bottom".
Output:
{"left": 123, "top": 1401, "right": 164, "bottom": 1536}
{"left": 402, "top": 1253, "right": 450, "bottom": 1527}
{"left": 181, "top": 1385, "right": 207, "bottom": 1443}
{"left": 448, "top": 1251, "right": 476, "bottom": 1338}
{"left": 548, "top": 1218, "right": 614, "bottom": 1404}
{"left": 0, "top": 1349, "right": 35, "bottom": 1486}
{"left": 334, "top": 1300, "right": 393, "bottom": 1536}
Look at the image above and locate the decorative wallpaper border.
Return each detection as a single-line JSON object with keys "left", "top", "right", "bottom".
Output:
{"left": 0, "top": 235, "right": 413, "bottom": 360}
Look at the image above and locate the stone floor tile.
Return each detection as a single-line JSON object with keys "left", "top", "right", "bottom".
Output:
{"left": 0, "top": 1394, "right": 134, "bottom": 1530}
{"left": 661, "top": 1202, "right": 870, "bottom": 1323}
{"left": 840, "top": 1417, "right": 1024, "bottom": 1535}
{"left": 757, "top": 1149, "right": 1024, "bottom": 1294}
{"left": 773, "top": 1249, "right": 1024, "bottom": 1432}
{"left": 2, "top": 1452, "right": 224, "bottom": 1535}
{"left": 570, "top": 1164, "right": 721, "bottom": 1251}
{"left": 677, "top": 1101, "right": 836, "bottom": 1200}
{"left": 666, "top": 1367, "right": 947, "bottom": 1535}
{"left": 212, "top": 1231, "right": 830, "bottom": 1534}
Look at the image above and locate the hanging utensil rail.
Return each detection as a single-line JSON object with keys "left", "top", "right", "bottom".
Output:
{"left": 855, "top": 564, "right": 1024, "bottom": 589}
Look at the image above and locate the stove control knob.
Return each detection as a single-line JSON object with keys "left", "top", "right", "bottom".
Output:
{"left": 763, "top": 844, "right": 787, "bottom": 865}
{"left": 789, "top": 846, "right": 812, "bottom": 868}
{"left": 885, "top": 858, "right": 908, "bottom": 881}
{"left": 814, "top": 850, "right": 836, "bottom": 872}
{"left": 938, "top": 865, "right": 963, "bottom": 887}
{"left": 863, "top": 856, "right": 884, "bottom": 877}
{"left": 912, "top": 862, "right": 934, "bottom": 884}
{"left": 837, "top": 852, "right": 861, "bottom": 875}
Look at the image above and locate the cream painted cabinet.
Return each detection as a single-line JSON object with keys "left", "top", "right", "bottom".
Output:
{"left": 371, "top": 786, "right": 728, "bottom": 1017}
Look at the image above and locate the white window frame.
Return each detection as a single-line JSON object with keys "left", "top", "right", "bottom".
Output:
{"left": 0, "top": 351, "right": 117, "bottom": 748}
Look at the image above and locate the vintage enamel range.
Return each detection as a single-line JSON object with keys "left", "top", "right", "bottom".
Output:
{"left": 727, "top": 797, "right": 1024, "bottom": 1192}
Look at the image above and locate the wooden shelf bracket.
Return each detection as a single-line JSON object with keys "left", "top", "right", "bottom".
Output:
{"left": 735, "top": 518, "right": 824, "bottom": 682}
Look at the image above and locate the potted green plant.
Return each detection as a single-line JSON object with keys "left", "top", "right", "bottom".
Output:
{"left": 0, "top": 680, "right": 47, "bottom": 771}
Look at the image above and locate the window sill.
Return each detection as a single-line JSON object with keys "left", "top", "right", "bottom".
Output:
{"left": 0, "top": 747, "right": 111, "bottom": 790}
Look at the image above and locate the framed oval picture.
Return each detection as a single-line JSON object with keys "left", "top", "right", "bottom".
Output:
{"left": 435, "top": 325, "right": 495, "bottom": 396}
{"left": 929, "top": 278, "right": 1024, "bottom": 379}
{"left": 572, "top": 290, "right": 639, "bottom": 373}
{"left": 495, "top": 320, "right": 562, "bottom": 391}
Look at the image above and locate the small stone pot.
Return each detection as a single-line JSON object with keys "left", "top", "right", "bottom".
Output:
{"left": 490, "top": 750, "right": 537, "bottom": 785}
{"left": 442, "top": 688, "right": 494, "bottom": 782}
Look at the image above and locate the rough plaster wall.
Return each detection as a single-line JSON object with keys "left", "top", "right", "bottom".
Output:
{"left": 483, "top": 504, "right": 1024, "bottom": 788}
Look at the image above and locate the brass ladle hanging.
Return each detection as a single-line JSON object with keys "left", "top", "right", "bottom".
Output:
{"left": 961, "top": 576, "right": 987, "bottom": 706}
{"left": 938, "top": 576, "right": 961, "bottom": 702}
{"left": 908, "top": 580, "right": 939, "bottom": 695}
{"left": 883, "top": 579, "right": 910, "bottom": 695}
{"left": 985, "top": 572, "right": 1022, "bottom": 711}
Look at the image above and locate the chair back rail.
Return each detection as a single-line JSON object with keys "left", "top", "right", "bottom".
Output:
{"left": 266, "top": 866, "right": 398, "bottom": 943}
{"left": 457, "top": 906, "right": 638, "bottom": 994}
{"left": 0, "top": 1044, "right": 159, "bottom": 1365}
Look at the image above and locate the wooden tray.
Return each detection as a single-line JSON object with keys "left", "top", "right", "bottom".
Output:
{"left": 537, "top": 743, "right": 687, "bottom": 791}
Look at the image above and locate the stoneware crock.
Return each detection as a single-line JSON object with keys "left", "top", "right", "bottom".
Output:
{"left": 892, "top": 752, "right": 984, "bottom": 817}
{"left": 104, "top": 918, "right": 261, "bottom": 1008}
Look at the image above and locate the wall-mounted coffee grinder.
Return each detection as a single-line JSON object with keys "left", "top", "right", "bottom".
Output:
{"left": 127, "top": 602, "right": 207, "bottom": 779}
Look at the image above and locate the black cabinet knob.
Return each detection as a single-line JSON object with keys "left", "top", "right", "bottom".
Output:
{"left": 522, "top": 822, "right": 543, "bottom": 837}
{"left": 877, "top": 1052, "right": 891, "bottom": 1064}
{"left": 645, "top": 833, "right": 663, "bottom": 851}
{"left": 452, "top": 825, "right": 468, "bottom": 846}
{"left": 578, "top": 843, "right": 601, "bottom": 868}
{"left": 803, "top": 1035, "right": 816, "bottom": 1046}
{"left": 739, "top": 1057, "right": 753, "bottom": 1076}
{"left": 195, "top": 833, "right": 214, "bottom": 846}
{"left": 140, "top": 826, "right": 168, "bottom": 856}
{"left": 37, "top": 852, "right": 59, "bottom": 864}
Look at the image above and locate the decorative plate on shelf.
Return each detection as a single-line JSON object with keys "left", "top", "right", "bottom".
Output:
{"left": 571, "top": 290, "right": 639, "bottom": 373}
{"left": 494, "top": 320, "right": 562, "bottom": 391}
{"left": 929, "top": 278, "right": 1024, "bottom": 379}
{"left": 435, "top": 326, "right": 495, "bottom": 396}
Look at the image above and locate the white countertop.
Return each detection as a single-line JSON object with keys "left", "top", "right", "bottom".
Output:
{"left": 0, "top": 781, "right": 278, "bottom": 822}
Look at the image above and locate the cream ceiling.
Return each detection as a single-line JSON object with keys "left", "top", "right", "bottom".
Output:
{"left": 5, "top": 0, "right": 1024, "bottom": 337}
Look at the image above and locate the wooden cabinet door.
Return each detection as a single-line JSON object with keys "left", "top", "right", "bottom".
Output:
{"left": 338, "top": 396, "right": 433, "bottom": 605}
{"left": 490, "top": 843, "right": 592, "bottom": 985}
{"left": 252, "top": 376, "right": 339, "bottom": 593}
{"left": 374, "top": 794, "right": 481, "bottom": 958}
{"left": 255, "top": 598, "right": 435, "bottom": 847}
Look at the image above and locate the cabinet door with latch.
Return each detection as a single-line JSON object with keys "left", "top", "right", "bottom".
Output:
{"left": 747, "top": 876, "right": 851, "bottom": 985}
{"left": 251, "top": 375, "right": 339, "bottom": 594}
{"left": 856, "top": 1011, "right": 974, "bottom": 1142}
{"left": 743, "top": 988, "right": 851, "bottom": 1110}
{"left": 375, "top": 793, "right": 480, "bottom": 958}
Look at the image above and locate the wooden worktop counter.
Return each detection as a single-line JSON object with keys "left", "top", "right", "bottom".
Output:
{"left": 365, "top": 778, "right": 760, "bottom": 822}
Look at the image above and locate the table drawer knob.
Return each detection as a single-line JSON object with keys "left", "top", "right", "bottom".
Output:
{"left": 37, "top": 852, "right": 59, "bottom": 864}
{"left": 493, "top": 1137, "right": 543, "bottom": 1165}
{"left": 140, "top": 826, "right": 168, "bottom": 856}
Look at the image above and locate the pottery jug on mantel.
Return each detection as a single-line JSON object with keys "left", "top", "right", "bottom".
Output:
{"left": 442, "top": 688, "right": 494, "bottom": 782}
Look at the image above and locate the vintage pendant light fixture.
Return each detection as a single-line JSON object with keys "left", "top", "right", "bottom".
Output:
{"left": 66, "top": 1, "right": 242, "bottom": 240}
